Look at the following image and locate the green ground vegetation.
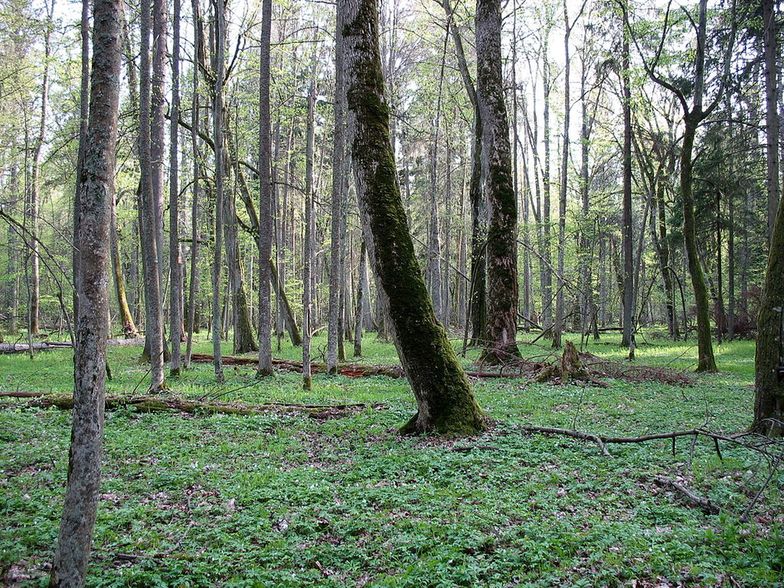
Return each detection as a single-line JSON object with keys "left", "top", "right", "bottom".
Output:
{"left": 1, "top": 332, "right": 782, "bottom": 586}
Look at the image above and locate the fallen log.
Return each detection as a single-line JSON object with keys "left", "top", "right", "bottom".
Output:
{"left": 653, "top": 476, "right": 720, "bottom": 515}
{"left": 0, "top": 391, "right": 381, "bottom": 419}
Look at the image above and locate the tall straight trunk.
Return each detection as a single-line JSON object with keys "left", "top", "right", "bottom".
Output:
{"left": 72, "top": 0, "right": 89, "bottom": 327}
{"left": 169, "top": 0, "right": 182, "bottom": 374}
{"left": 553, "top": 0, "right": 574, "bottom": 349}
{"left": 443, "top": 133, "right": 453, "bottom": 327}
{"left": 727, "top": 186, "right": 735, "bottom": 338}
{"left": 542, "top": 36, "right": 553, "bottom": 334}
{"left": 621, "top": 9, "right": 634, "bottom": 350}
{"left": 327, "top": 7, "right": 347, "bottom": 374}
{"left": 578, "top": 54, "right": 594, "bottom": 337}
{"left": 5, "top": 167, "right": 20, "bottom": 334}
{"left": 754, "top": 162, "right": 784, "bottom": 436}
{"left": 151, "top": 0, "right": 167, "bottom": 312}
{"left": 440, "top": 0, "right": 485, "bottom": 345}
{"left": 754, "top": 0, "right": 783, "bottom": 435}
{"left": 763, "top": 0, "right": 780, "bottom": 241}
{"left": 354, "top": 240, "right": 367, "bottom": 356}
{"left": 50, "top": 0, "right": 121, "bottom": 580}
{"left": 257, "top": 0, "right": 273, "bottom": 375}
{"left": 211, "top": 0, "right": 225, "bottom": 383}
{"left": 29, "top": 0, "right": 54, "bottom": 335}
{"left": 426, "top": 21, "right": 449, "bottom": 322}
{"left": 185, "top": 62, "right": 201, "bottom": 368}
{"left": 303, "top": 78, "right": 315, "bottom": 390}
{"left": 477, "top": 0, "right": 520, "bottom": 363}
{"left": 139, "top": 0, "right": 165, "bottom": 391}
{"left": 715, "top": 190, "right": 726, "bottom": 340}
{"left": 341, "top": 0, "right": 485, "bottom": 435}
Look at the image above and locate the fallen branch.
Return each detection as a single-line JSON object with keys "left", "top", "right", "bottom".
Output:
{"left": 653, "top": 476, "right": 720, "bottom": 515}
{"left": 0, "top": 391, "right": 381, "bottom": 419}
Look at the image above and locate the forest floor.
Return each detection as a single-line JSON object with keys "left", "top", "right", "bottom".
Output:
{"left": 1, "top": 331, "right": 782, "bottom": 587}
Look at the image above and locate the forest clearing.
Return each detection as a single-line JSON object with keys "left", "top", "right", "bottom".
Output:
{"left": 2, "top": 334, "right": 783, "bottom": 586}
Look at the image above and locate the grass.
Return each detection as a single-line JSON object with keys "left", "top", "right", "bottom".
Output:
{"left": 1, "top": 330, "right": 782, "bottom": 586}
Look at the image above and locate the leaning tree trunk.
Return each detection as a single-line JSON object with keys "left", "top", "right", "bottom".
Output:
{"left": 681, "top": 118, "right": 716, "bottom": 372}
{"left": 110, "top": 192, "right": 138, "bottom": 337}
{"left": 50, "top": 0, "right": 122, "bottom": 581}
{"left": 477, "top": 0, "right": 520, "bottom": 364}
{"left": 341, "top": 0, "right": 485, "bottom": 435}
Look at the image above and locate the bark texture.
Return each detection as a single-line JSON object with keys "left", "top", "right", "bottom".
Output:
{"left": 341, "top": 0, "right": 485, "bottom": 435}
{"left": 50, "top": 0, "right": 121, "bottom": 581}
{"left": 257, "top": 0, "right": 274, "bottom": 375}
{"left": 476, "top": 0, "right": 520, "bottom": 364}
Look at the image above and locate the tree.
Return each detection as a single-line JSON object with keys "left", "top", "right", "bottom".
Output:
{"left": 257, "top": 0, "right": 273, "bottom": 376}
{"left": 169, "top": 0, "right": 182, "bottom": 375}
{"left": 754, "top": 0, "right": 783, "bottom": 435}
{"left": 633, "top": 0, "right": 733, "bottom": 371}
{"left": 50, "top": 0, "right": 123, "bottom": 580}
{"left": 138, "top": 0, "right": 166, "bottom": 390}
{"left": 621, "top": 2, "right": 634, "bottom": 352}
{"left": 211, "top": 0, "right": 225, "bottom": 383}
{"left": 340, "top": 0, "right": 485, "bottom": 434}
{"left": 477, "top": 0, "right": 520, "bottom": 363}
{"left": 326, "top": 5, "right": 347, "bottom": 375}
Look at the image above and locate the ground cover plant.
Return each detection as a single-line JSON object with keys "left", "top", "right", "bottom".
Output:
{"left": 1, "top": 332, "right": 782, "bottom": 586}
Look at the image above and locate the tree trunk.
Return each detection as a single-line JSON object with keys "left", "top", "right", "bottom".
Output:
{"left": 169, "top": 0, "right": 182, "bottom": 374}
{"left": 303, "top": 77, "right": 315, "bottom": 390}
{"left": 754, "top": 0, "right": 783, "bottom": 435}
{"left": 764, "top": 0, "right": 780, "bottom": 242}
{"left": 50, "top": 0, "right": 121, "bottom": 580}
{"left": 341, "top": 0, "right": 485, "bottom": 435}
{"left": 327, "top": 6, "right": 347, "bottom": 374}
{"left": 354, "top": 240, "right": 367, "bottom": 356}
{"left": 110, "top": 192, "right": 138, "bottom": 337}
{"left": 138, "top": 0, "right": 166, "bottom": 391}
{"left": 185, "top": 60, "right": 201, "bottom": 368}
{"left": 211, "top": 0, "right": 225, "bottom": 383}
{"left": 621, "top": 9, "right": 634, "bottom": 350}
{"left": 72, "top": 0, "right": 89, "bottom": 328}
{"left": 477, "top": 0, "right": 520, "bottom": 364}
{"left": 257, "top": 0, "right": 273, "bottom": 375}
{"left": 28, "top": 1, "right": 54, "bottom": 335}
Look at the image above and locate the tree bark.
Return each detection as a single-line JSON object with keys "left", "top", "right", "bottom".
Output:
{"left": 763, "top": 0, "right": 780, "bottom": 242}
{"left": 621, "top": 6, "right": 634, "bottom": 350}
{"left": 477, "top": 0, "right": 520, "bottom": 364}
{"left": 138, "top": 0, "right": 166, "bottom": 391}
{"left": 169, "top": 0, "right": 182, "bottom": 374}
{"left": 303, "top": 76, "right": 315, "bottom": 390}
{"left": 50, "top": 0, "right": 121, "bottom": 581}
{"left": 211, "top": 0, "right": 225, "bottom": 383}
{"left": 327, "top": 6, "right": 347, "bottom": 374}
{"left": 257, "top": 0, "right": 273, "bottom": 375}
{"left": 341, "top": 0, "right": 485, "bottom": 434}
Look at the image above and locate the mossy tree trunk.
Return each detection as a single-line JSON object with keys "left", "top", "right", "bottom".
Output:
{"left": 341, "top": 0, "right": 485, "bottom": 435}
{"left": 754, "top": 0, "right": 783, "bottom": 436}
{"left": 476, "top": 0, "right": 520, "bottom": 364}
{"left": 50, "top": 0, "right": 121, "bottom": 580}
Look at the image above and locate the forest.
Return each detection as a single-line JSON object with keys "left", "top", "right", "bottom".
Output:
{"left": 1, "top": 0, "right": 783, "bottom": 584}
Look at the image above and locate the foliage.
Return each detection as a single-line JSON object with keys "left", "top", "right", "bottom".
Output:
{"left": 1, "top": 334, "right": 783, "bottom": 586}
